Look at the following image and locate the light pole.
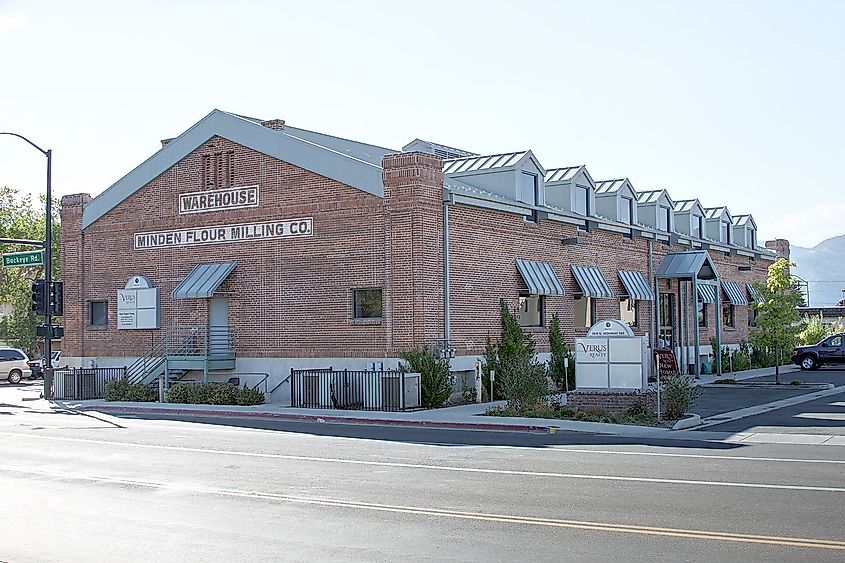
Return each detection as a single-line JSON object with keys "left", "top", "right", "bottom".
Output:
{"left": 0, "top": 132, "right": 54, "bottom": 399}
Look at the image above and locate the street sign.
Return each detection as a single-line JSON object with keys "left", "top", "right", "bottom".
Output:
{"left": 3, "top": 250, "right": 44, "bottom": 267}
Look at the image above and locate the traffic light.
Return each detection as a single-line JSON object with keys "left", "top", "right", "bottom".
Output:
{"left": 31, "top": 280, "right": 47, "bottom": 315}
{"left": 49, "top": 281, "right": 63, "bottom": 316}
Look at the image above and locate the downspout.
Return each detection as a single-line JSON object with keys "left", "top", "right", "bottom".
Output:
{"left": 443, "top": 193, "right": 451, "bottom": 349}
{"left": 647, "top": 239, "right": 656, "bottom": 352}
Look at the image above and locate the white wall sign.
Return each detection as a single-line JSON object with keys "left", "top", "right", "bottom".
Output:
{"left": 587, "top": 319, "right": 636, "bottom": 338}
{"left": 179, "top": 185, "right": 259, "bottom": 214}
{"left": 117, "top": 275, "right": 160, "bottom": 329}
{"left": 134, "top": 217, "right": 313, "bottom": 250}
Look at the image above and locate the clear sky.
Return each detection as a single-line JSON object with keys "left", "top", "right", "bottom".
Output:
{"left": 1, "top": 0, "right": 843, "bottom": 249}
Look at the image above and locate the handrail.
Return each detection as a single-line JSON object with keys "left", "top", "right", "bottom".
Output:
{"left": 269, "top": 372, "right": 293, "bottom": 395}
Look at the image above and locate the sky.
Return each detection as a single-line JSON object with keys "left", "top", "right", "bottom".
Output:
{"left": 1, "top": 0, "right": 843, "bottom": 249}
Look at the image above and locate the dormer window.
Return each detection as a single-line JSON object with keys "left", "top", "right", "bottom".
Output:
{"left": 521, "top": 172, "right": 538, "bottom": 222}
{"left": 575, "top": 185, "right": 589, "bottom": 216}
{"left": 690, "top": 214, "right": 701, "bottom": 238}
{"left": 749, "top": 229, "right": 756, "bottom": 249}
{"left": 698, "top": 216, "right": 705, "bottom": 239}
{"left": 658, "top": 206, "right": 672, "bottom": 231}
{"left": 620, "top": 196, "right": 633, "bottom": 224}
{"left": 721, "top": 220, "right": 730, "bottom": 243}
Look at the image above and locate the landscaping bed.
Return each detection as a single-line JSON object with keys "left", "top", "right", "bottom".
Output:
{"left": 483, "top": 403, "right": 666, "bottom": 427}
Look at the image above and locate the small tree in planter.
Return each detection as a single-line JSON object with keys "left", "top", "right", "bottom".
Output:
{"left": 400, "top": 346, "right": 452, "bottom": 409}
{"left": 749, "top": 259, "right": 802, "bottom": 383}
{"left": 548, "top": 314, "right": 575, "bottom": 392}
{"left": 482, "top": 299, "right": 536, "bottom": 399}
{"left": 499, "top": 355, "right": 548, "bottom": 411}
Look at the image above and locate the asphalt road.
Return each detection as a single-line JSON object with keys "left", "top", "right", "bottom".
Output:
{"left": 1, "top": 386, "right": 845, "bottom": 562}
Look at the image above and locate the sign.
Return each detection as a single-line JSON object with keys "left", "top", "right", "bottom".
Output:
{"left": 117, "top": 275, "right": 159, "bottom": 329}
{"left": 134, "top": 218, "right": 313, "bottom": 250}
{"left": 655, "top": 348, "right": 679, "bottom": 375}
{"left": 3, "top": 250, "right": 44, "bottom": 267}
{"left": 576, "top": 339, "right": 609, "bottom": 363}
{"left": 179, "top": 185, "right": 259, "bottom": 214}
{"left": 587, "top": 319, "right": 635, "bottom": 338}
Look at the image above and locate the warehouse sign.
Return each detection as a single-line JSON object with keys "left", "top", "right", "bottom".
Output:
{"left": 134, "top": 218, "right": 313, "bottom": 250}
{"left": 179, "top": 185, "right": 259, "bottom": 214}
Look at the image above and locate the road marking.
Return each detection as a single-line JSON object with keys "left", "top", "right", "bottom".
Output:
{"left": 2, "top": 465, "right": 844, "bottom": 551}
{"left": 3, "top": 434, "right": 845, "bottom": 493}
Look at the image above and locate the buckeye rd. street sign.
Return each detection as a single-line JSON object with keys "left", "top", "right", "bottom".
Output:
{"left": 3, "top": 250, "right": 44, "bottom": 268}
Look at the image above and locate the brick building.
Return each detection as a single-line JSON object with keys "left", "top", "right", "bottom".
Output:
{"left": 60, "top": 110, "right": 780, "bottom": 402}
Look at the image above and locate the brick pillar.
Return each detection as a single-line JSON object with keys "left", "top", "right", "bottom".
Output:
{"left": 382, "top": 152, "right": 444, "bottom": 354}
{"left": 60, "top": 194, "right": 92, "bottom": 361}
{"left": 765, "top": 238, "right": 790, "bottom": 261}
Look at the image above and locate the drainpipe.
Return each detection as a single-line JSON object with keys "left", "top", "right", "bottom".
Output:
{"left": 443, "top": 195, "right": 451, "bottom": 349}
{"left": 647, "top": 239, "right": 656, "bottom": 352}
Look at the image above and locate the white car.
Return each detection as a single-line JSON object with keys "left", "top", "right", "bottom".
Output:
{"left": 0, "top": 348, "right": 33, "bottom": 384}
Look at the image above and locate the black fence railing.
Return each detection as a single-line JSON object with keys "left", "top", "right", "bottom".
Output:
{"left": 53, "top": 367, "right": 127, "bottom": 400}
{"left": 290, "top": 368, "right": 413, "bottom": 412}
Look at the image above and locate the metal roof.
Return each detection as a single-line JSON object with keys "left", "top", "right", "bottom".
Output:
{"left": 545, "top": 166, "right": 583, "bottom": 183}
{"left": 673, "top": 199, "right": 704, "bottom": 214}
{"left": 655, "top": 251, "right": 718, "bottom": 280}
{"left": 571, "top": 265, "right": 614, "bottom": 298}
{"left": 722, "top": 281, "right": 748, "bottom": 305}
{"left": 636, "top": 189, "right": 673, "bottom": 205}
{"left": 595, "top": 179, "right": 628, "bottom": 194}
{"left": 732, "top": 214, "right": 756, "bottom": 228}
{"left": 704, "top": 207, "right": 732, "bottom": 220}
{"left": 284, "top": 125, "right": 397, "bottom": 166}
{"left": 172, "top": 262, "right": 236, "bottom": 299}
{"left": 618, "top": 270, "right": 654, "bottom": 301}
{"left": 697, "top": 284, "right": 718, "bottom": 303}
{"left": 516, "top": 260, "right": 564, "bottom": 296}
{"left": 747, "top": 283, "right": 764, "bottom": 303}
{"left": 402, "top": 138, "right": 477, "bottom": 159}
{"left": 443, "top": 151, "right": 529, "bottom": 174}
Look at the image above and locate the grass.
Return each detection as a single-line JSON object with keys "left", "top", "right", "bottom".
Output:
{"left": 790, "top": 380, "right": 802, "bottom": 385}
{"left": 484, "top": 403, "right": 658, "bottom": 426}
{"left": 712, "top": 378, "right": 737, "bottom": 384}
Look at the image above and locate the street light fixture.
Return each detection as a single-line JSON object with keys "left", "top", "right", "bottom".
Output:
{"left": 0, "top": 132, "right": 54, "bottom": 399}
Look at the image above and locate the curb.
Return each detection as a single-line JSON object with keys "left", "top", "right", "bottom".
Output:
{"left": 77, "top": 404, "right": 557, "bottom": 434}
{"left": 697, "top": 385, "right": 845, "bottom": 429}
{"left": 705, "top": 383, "right": 833, "bottom": 390}
{"left": 671, "top": 413, "right": 701, "bottom": 430}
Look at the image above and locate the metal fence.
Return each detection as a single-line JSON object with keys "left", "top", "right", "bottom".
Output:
{"left": 53, "top": 367, "right": 127, "bottom": 400}
{"left": 290, "top": 368, "right": 418, "bottom": 412}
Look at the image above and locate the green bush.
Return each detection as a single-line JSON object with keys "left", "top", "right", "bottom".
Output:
{"left": 712, "top": 378, "right": 737, "bottom": 384}
{"left": 165, "top": 382, "right": 264, "bottom": 406}
{"left": 400, "top": 346, "right": 452, "bottom": 409}
{"left": 498, "top": 355, "right": 549, "bottom": 410}
{"left": 661, "top": 374, "right": 700, "bottom": 420}
{"left": 798, "top": 314, "right": 829, "bottom": 346}
{"left": 104, "top": 377, "right": 156, "bottom": 402}
{"left": 790, "top": 380, "right": 801, "bottom": 386}
{"left": 484, "top": 403, "right": 655, "bottom": 426}
{"left": 548, "top": 314, "right": 575, "bottom": 392}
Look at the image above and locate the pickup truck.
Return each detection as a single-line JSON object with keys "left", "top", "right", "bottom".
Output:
{"left": 792, "top": 334, "right": 845, "bottom": 370}
{"left": 27, "top": 351, "right": 62, "bottom": 379}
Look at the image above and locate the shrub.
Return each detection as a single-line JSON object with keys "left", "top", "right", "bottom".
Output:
{"left": 790, "top": 380, "right": 801, "bottom": 386}
{"left": 498, "top": 355, "right": 549, "bottom": 410}
{"left": 548, "top": 314, "right": 575, "bottom": 392}
{"left": 661, "top": 374, "right": 700, "bottom": 420}
{"left": 798, "top": 314, "right": 828, "bottom": 346}
{"left": 104, "top": 377, "right": 156, "bottom": 402}
{"left": 712, "top": 378, "right": 737, "bottom": 384}
{"left": 165, "top": 382, "right": 264, "bottom": 406}
{"left": 399, "top": 346, "right": 452, "bottom": 409}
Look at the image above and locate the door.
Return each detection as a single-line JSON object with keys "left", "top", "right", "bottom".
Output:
{"left": 208, "top": 298, "right": 229, "bottom": 357}
{"left": 818, "top": 335, "right": 843, "bottom": 364}
{"left": 658, "top": 293, "right": 675, "bottom": 348}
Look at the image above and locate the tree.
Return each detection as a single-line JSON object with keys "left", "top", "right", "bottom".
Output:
{"left": 0, "top": 186, "right": 61, "bottom": 355}
{"left": 547, "top": 314, "right": 575, "bottom": 391}
{"left": 482, "top": 299, "right": 537, "bottom": 399}
{"left": 399, "top": 346, "right": 452, "bottom": 409}
{"left": 748, "top": 259, "right": 802, "bottom": 383}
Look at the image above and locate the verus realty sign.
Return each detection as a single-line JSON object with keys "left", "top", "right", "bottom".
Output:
{"left": 179, "top": 185, "right": 259, "bottom": 214}
{"left": 134, "top": 218, "right": 313, "bottom": 250}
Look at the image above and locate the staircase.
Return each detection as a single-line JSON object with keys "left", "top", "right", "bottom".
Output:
{"left": 126, "top": 325, "right": 237, "bottom": 386}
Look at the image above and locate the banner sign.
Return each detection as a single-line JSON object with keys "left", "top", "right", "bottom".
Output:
{"left": 179, "top": 185, "right": 259, "bottom": 214}
{"left": 134, "top": 218, "right": 313, "bottom": 250}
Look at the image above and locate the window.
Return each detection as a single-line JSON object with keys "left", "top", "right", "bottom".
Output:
{"left": 691, "top": 214, "right": 701, "bottom": 238}
{"left": 749, "top": 229, "right": 757, "bottom": 249}
{"left": 722, "top": 302, "right": 735, "bottom": 327}
{"left": 574, "top": 296, "right": 594, "bottom": 328}
{"left": 0, "top": 349, "right": 24, "bottom": 361}
{"left": 658, "top": 206, "right": 672, "bottom": 231}
{"left": 518, "top": 295, "right": 543, "bottom": 327}
{"left": 825, "top": 335, "right": 842, "bottom": 348}
{"left": 89, "top": 301, "right": 108, "bottom": 326}
{"left": 620, "top": 197, "right": 633, "bottom": 224}
{"left": 658, "top": 293, "right": 674, "bottom": 347}
{"left": 521, "top": 172, "right": 538, "bottom": 222}
{"left": 697, "top": 301, "right": 708, "bottom": 327}
{"left": 352, "top": 289, "right": 382, "bottom": 319}
{"left": 574, "top": 186, "right": 589, "bottom": 216}
{"left": 721, "top": 220, "right": 731, "bottom": 244}
{"left": 620, "top": 298, "right": 638, "bottom": 326}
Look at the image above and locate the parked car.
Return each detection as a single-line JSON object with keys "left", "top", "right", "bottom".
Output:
{"left": 0, "top": 348, "right": 33, "bottom": 384}
{"left": 792, "top": 334, "right": 845, "bottom": 370}
{"left": 27, "top": 351, "right": 62, "bottom": 379}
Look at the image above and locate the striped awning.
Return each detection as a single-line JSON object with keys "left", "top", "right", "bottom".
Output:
{"left": 697, "top": 283, "right": 718, "bottom": 303}
{"left": 747, "top": 283, "right": 764, "bottom": 303}
{"left": 515, "top": 260, "right": 564, "bottom": 296}
{"left": 722, "top": 281, "right": 748, "bottom": 305}
{"left": 618, "top": 270, "right": 654, "bottom": 301}
{"left": 172, "top": 262, "right": 236, "bottom": 299}
{"left": 571, "top": 265, "right": 614, "bottom": 298}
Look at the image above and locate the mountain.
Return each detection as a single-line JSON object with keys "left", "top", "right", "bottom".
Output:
{"left": 790, "top": 235, "right": 845, "bottom": 306}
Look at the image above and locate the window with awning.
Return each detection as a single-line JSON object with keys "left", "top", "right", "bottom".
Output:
{"left": 515, "top": 260, "right": 564, "bottom": 296}
{"left": 571, "top": 265, "right": 614, "bottom": 298}
{"left": 618, "top": 270, "right": 654, "bottom": 301}
{"left": 722, "top": 281, "right": 748, "bottom": 305}
{"left": 696, "top": 284, "right": 718, "bottom": 303}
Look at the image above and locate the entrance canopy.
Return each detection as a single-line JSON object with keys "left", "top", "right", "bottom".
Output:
{"left": 655, "top": 250, "right": 717, "bottom": 281}
{"left": 172, "top": 262, "right": 236, "bottom": 299}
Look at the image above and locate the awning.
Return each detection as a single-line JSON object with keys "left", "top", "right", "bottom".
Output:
{"left": 515, "top": 260, "right": 564, "bottom": 296}
{"left": 655, "top": 250, "right": 718, "bottom": 281}
{"left": 172, "top": 262, "right": 236, "bottom": 299}
{"left": 697, "top": 284, "right": 718, "bottom": 303}
{"left": 571, "top": 265, "right": 614, "bottom": 298}
{"left": 618, "top": 270, "right": 654, "bottom": 301}
{"left": 722, "top": 281, "right": 748, "bottom": 305}
{"left": 747, "top": 283, "right": 764, "bottom": 303}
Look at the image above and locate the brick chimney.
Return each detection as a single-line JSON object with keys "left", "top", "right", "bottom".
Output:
{"left": 765, "top": 238, "right": 790, "bottom": 261}
{"left": 60, "top": 193, "right": 92, "bottom": 361}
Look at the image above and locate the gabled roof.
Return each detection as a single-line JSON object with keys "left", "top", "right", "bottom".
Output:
{"left": 704, "top": 206, "right": 732, "bottom": 221}
{"left": 544, "top": 165, "right": 594, "bottom": 186}
{"left": 595, "top": 178, "right": 630, "bottom": 194}
{"left": 82, "top": 109, "right": 385, "bottom": 229}
{"left": 655, "top": 251, "right": 719, "bottom": 281}
{"left": 636, "top": 189, "right": 674, "bottom": 206}
{"left": 732, "top": 214, "right": 757, "bottom": 229}
{"left": 284, "top": 125, "right": 397, "bottom": 166}
{"left": 442, "top": 150, "right": 545, "bottom": 175}
{"left": 673, "top": 199, "right": 706, "bottom": 215}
